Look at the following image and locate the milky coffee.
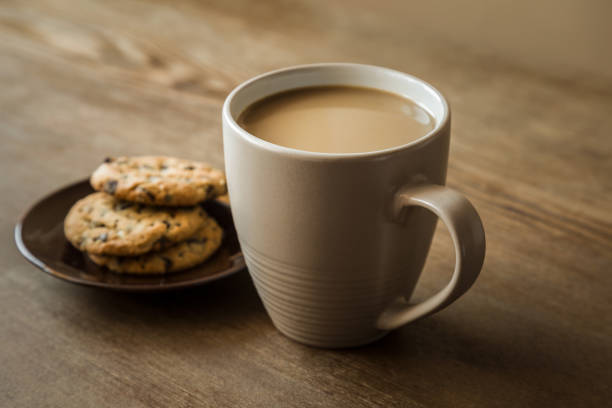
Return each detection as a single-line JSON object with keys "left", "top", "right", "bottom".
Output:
{"left": 238, "top": 86, "right": 435, "bottom": 154}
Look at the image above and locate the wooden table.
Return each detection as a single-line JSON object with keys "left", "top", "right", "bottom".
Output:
{"left": 1, "top": 1, "right": 611, "bottom": 406}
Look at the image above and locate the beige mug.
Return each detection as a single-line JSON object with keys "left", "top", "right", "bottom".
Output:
{"left": 223, "top": 63, "right": 485, "bottom": 348}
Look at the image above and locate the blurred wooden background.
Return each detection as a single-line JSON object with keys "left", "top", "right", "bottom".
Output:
{"left": 1, "top": 1, "right": 610, "bottom": 407}
{"left": 352, "top": 0, "right": 612, "bottom": 82}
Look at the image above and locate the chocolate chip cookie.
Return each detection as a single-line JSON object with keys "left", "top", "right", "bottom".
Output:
{"left": 64, "top": 192, "right": 209, "bottom": 256}
{"left": 90, "top": 156, "right": 226, "bottom": 206}
{"left": 88, "top": 216, "right": 223, "bottom": 274}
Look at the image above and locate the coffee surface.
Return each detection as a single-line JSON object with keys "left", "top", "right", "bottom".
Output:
{"left": 238, "top": 86, "right": 435, "bottom": 153}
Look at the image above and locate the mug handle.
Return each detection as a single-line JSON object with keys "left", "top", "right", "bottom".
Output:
{"left": 376, "top": 184, "right": 486, "bottom": 330}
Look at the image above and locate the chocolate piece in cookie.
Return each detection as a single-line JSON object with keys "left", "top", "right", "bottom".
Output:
{"left": 90, "top": 156, "right": 227, "bottom": 206}
{"left": 64, "top": 192, "right": 209, "bottom": 256}
{"left": 88, "top": 216, "right": 223, "bottom": 274}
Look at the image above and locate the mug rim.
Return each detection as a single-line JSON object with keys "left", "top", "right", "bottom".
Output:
{"left": 222, "top": 63, "right": 450, "bottom": 160}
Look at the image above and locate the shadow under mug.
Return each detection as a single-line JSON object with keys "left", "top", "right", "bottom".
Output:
{"left": 222, "top": 63, "right": 485, "bottom": 348}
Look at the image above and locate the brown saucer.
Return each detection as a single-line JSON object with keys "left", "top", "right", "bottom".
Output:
{"left": 14, "top": 179, "right": 245, "bottom": 292}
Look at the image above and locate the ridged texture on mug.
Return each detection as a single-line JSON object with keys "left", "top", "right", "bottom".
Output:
{"left": 241, "top": 242, "right": 400, "bottom": 348}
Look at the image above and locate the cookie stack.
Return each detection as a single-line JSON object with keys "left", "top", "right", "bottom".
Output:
{"left": 64, "top": 156, "right": 227, "bottom": 274}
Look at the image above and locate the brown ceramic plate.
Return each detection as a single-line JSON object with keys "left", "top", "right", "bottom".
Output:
{"left": 15, "top": 179, "right": 245, "bottom": 292}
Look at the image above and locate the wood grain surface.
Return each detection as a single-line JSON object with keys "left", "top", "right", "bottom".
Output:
{"left": 1, "top": 1, "right": 611, "bottom": 407}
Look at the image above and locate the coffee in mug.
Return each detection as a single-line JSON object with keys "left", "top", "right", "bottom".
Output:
{"left": 223, "top": 64, "right": 485, "bottom": 348}
{"left": 237, "top": 86, "right": 435, "bottom": 153}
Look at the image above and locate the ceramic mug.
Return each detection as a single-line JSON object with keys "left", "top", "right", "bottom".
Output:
{"left": 223, "top": 63, "right": 485, "bottom": 348}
